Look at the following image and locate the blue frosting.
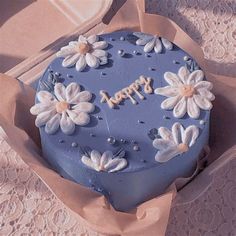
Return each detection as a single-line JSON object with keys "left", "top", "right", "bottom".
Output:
{"left": 37, "top": 31, "right": 210, "bottom": 211}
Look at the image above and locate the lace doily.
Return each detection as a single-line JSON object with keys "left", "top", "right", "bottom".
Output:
{"left": 1, "top": 1, "right": 236, "bottom": 235}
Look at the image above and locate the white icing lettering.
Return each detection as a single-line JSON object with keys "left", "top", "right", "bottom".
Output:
{"left": 100, "top": 76, "right": 153, "bottom": 108}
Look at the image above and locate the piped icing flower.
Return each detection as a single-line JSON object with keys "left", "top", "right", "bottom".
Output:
{"left": 30, "top": 82, "right": 95, "bottom": 135}
{"left": 155, "top": 66, "right": 215, "bottom": 119}
{"left": 153, "top": 122, "right": 199, "bottom": 163}
{"left": 133, "top": 32, "right": 173, "bottom": 53}
{"left": 56, "top": 34, "right": 108, "bottom": 71}
{"left": 81, "top": 149, "right": 127, "bottom": 173}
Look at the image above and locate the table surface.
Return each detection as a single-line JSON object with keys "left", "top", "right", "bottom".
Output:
{"left": 0, "top": 0, "right": 236, "bottom": 235}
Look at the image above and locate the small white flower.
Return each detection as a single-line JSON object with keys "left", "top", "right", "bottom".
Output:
{"left": 133, "top": 32, "right": 173, "bottom": 53}
{"left": 30, "top": 82, "right": 95, "bottom": 135}
{"left": 153, "top": 122, "right": 199, "bottom": 163}
{"left": 56, "top": 34, "right": 108, "bottom": 71}
{"left": 81, "top": 150, "right": 127, "bottom": 173}
{"left": 155, "top": 66, "right": 215, "bottom": 119}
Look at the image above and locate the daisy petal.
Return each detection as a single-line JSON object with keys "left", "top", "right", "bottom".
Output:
{"left": 62, "top": 53, "right": 81, "bottom": 67}
{"left": 100, "top": 151, "right": 112, "bottom": 166}
{"left": 155, "top": 145, "right": 181, "bottom": 163}
{"left": 161, "top": 96, "right": 181, "bottom": 109}
{"left": 60, "top": 112, "right": 75, "bottom": 135}
{"left": 35, "top": 110, "right": 56, "bottom": 127}
{"left": 197, "top": 88, "right": 215, "bottom": 101}
{"left": 73, "top": 102, "right": 95, "bottom": 113}
{"left": 154, "top": 37, "right": 162, "bottom": 53}
{"left": 92, "top": 49, "right": 107, "bottom": 58}
{"left": 65, "top": 82, "right": 80, "bottom": 103}
{"left": 78, "top": 35, "right": 87, "bottom": 43}
{"left": 69, "top": 91, "right": 92, "bottom": 104}
{"left": 194, "top": 81, "right": 213, "bottom": 90}
{"left": 187, "top": 97, "right": 200, "bottom": 119}
{"left": 193, "top": 94, "right": 213, "bottom": 110}
{"left": 153, "top": 138, "right": 173, "bottom": 149}
{"left": 56, "top": 47, "right": 76, "bottom": 58}
{"left": 136, "top": 37, "right": 152, "bottom": 46}
{"left": 183, "top": 125, "right": 199, "bottom": 147}
{"left": 178, "top": 66, "right": 190, "bottom": 84}
{"left": 164, "top": 72, "right": 183, "bottom": 86}
{"left": 87, "top": 35, "right": 98, "bottom": 44}
{"left": 158, "top": 127, "right": 173, "bottom": 141}
{"left": 99, "top": 56, "right": 108, "bottom": 65}
{"left": 75, "top": 55, "right": 87, "bottom": 71}
{"left": 45, "top": 113, "right": 61, "bottom": 134}
{"left": 161, "top": 38, "right": 173, "bottom": 50}
{"left": 104, "top": 158, "right": 122, "bottom": 170}
{"left": 144, "top": 38, "right": 156, "bottom": 52}
{"left": 85, "top": 53, "right": 99, "bottom": 68}
{"left": 172, "top": 122, "right": 184, "bottom": 145}
{"left": 30, "top": 103, "right": 55, "bottom": 115}
{"left": 91, "top": 150, "right": 101, "bottom": 166}
{"left": 81, "top": 156, "right": 95, "bottom": 169}
{"left": 133, "top": 32, "right": 153, "bottom": 40}
{"left": 108, "top": 158, "right": 127, "bottom": 173}
{"left": 37, "top": 90, "right": 55, "bottom": 103}
{"left": 54, "top": 83, "right": 66, "bottom": 102}
{"left": 68, "top": 41, "right": 78, "bottom": 47}
{"left": 173, "top": 97, "right": 187, "bottom": 118}
{"left": 155, "top": 86, "right": 179, "bottom": 97}
{"left": 187, "top": 70, "right": 204, "bottom": 85}
{"left": 67, "top": 110, "right": 90, "bottom": 126}
{"left": 92, "top": 41, "right": 108, "bottom": 50}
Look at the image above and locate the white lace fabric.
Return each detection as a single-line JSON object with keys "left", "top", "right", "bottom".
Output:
{"left": 1, "top": 1, "right": 236, "bottom": 235}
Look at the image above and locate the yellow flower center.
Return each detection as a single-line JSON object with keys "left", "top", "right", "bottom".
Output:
{"left": 75, "top": 42, "right": 91, "bottom": 54}
{"left": 179, "top": 85, "right": 195, "bottom": 98}
{"left": 177, "top": 143, "right": 189, "bottom": 153}
{"left": 56, "top": 101, "right": 70, "bottom": 113}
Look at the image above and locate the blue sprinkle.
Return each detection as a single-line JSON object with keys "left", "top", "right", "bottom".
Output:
{"left": 59, "top": 139, "right": 64, "bottom": 143}
{"left": 96, "top": 116, "right": 103, "bottom": 120}
{"left": 118, "top": 49, "right": 125, "bottom": 57}
{"left": 163, "top": 115, "right": 170, "bottom": 120}
{"left": 71, "top": 142, "right": 78, "bottom": 148}
{"left": 173, "top": 60, "right": 180, "bottom": 64}
{"left": 183, "top": 56, "right": 189, "bottom": 61}
{"left": 101, "top": 72, "right": 106, "bottom": 76}
{"left": 148, "top": 67, "right": 155, "bottom": 71}
{"left": 120, "top": 138, "right": 126, "bottom": 143}
{"left": 67, "top": 74, "right": 73, "bottom": 78}
{"left": 107, "top": 137, "right": 116, "bottom": 145}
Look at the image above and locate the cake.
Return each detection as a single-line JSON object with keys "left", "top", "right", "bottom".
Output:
{"left": 30, "top": 31, "right": 214, "bottom": 212}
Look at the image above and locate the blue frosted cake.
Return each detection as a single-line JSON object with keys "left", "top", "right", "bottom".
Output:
{"left": 30, "top": 31, "right": 214, "bottom": 211}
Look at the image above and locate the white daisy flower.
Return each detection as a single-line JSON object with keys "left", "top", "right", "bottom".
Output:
{"left": 133, "top": 32, "right": 173, "bottom": 53}
{"left": 30, "top": 82, "right": 95, "bottom": 135}
{"left": 81, "top": 150, "right": 127, "bottom": 173}
{"left": 153, "top": 122, "right": 199, "bottom": 163}
{"left": 155, "top": 66, "right": 215, "bottom": 119}
{"left": 56, "top": 34, "right": 108, "bottom": 71}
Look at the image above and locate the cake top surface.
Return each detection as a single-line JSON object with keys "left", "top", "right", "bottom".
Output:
{"left": 31, "top": 31, "right": 214, "bottom": 173}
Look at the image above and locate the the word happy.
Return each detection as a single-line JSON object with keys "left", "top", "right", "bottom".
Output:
{"left": 100, "top": 76, "right": 153, "bottom": 108}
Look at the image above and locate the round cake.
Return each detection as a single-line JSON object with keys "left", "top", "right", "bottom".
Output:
{"left": 30, "top": 31, "right": 214, "bottom": 211}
